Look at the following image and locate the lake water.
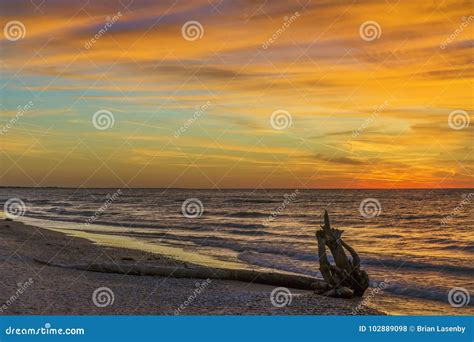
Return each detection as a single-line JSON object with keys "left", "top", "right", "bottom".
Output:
{"left": 1, "top": 188, "right": 473, "bottom": 315}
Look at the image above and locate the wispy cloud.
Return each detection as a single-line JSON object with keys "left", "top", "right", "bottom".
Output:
{"left": 0, "top": 0, "right": 472, "bottom": 188}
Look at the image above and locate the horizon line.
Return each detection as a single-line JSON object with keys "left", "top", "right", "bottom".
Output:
{"left": 1, "top": 186, "right": 473, "bottom": 190}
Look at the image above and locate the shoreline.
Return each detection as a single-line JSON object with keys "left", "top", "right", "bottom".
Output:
{"left": 0, "top": 219, "right": 384, "bottom": 315}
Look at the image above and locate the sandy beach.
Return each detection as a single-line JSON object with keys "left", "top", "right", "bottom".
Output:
{"left": 0, "top": 219, "right": 383, "bottom": 315}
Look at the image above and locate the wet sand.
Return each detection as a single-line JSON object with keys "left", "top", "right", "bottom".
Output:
{"left": 0, "top": 219, "right": 383, "bottom": 315}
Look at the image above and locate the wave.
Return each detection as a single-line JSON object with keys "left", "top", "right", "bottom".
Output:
{"left": 22, "top": 214, "right": 269, "bottom": 231}
{"left": 224, "top": 198, "right": 282, "bottom": 204}
{"left": 362, "top": 257, "right": 474, "bottom": 275}
{"left": 399, "top": 213, "right": 448, "bottom": 220}
{"left": 384, "top": 282, "right": 473, "bottom": 306}
{"left": 238, "top": 250, "right": 320, "bottom": 277}
{"left": 224, "top": 211, "right": 272, "bottom": 218}
{"left": 45, "top": 208, "right": 99, "bottom": 216}
{"left": 208, "top": 222, "right": 267, "bottom": 229}
{"left": 421, "top": 237, "right": 458, "bottom": 244}
{"left": 227, "top": 229, "right": 268, "bottom": 236}
{"left": 439, "top": 245, "right": 474, "bottom": 252}
{"left": 373, "top": 234, "right": 403, "bottom": 239}
{"left": 26, "top": 199, "right": 54, "bottom": 205}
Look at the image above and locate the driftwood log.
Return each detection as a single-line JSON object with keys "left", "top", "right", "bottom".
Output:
{"left": 34, "top": 258, "right": 330, "bottom": 292}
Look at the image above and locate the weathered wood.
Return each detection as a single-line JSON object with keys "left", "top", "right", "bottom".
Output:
{"left": 33, "top": 258, "right": 329, "bottom": 291}
{"left": 316, "top": 210, "right": 370, "bottom": 297}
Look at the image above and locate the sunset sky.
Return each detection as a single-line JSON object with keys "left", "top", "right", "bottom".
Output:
{"left": 0, "top": 0, "right": 472, "bottom": 188}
